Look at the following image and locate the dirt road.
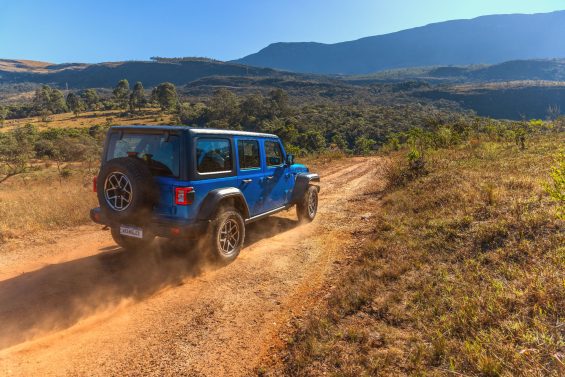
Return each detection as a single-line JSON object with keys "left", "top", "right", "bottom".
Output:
{"left": 0, "top": 157, "right": 381, "bottom": 376}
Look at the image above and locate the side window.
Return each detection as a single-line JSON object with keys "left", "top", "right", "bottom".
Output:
{"left": 238, "top": 140, "right": 260, "bottom": 169}
{"left": 265, "top": 140, "right": 283, "bottom": 166}
{"left": 196, "top": 138, "right": 232, "bottom": 173}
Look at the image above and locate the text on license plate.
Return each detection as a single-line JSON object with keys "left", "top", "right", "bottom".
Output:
{"left": 120, "top": 225, "right": 143, "bottom": 239}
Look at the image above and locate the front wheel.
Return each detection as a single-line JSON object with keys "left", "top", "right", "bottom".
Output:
{"left": 297, "top": 185, "right": 319, "bottom": 222}
{"left": 111, "top": 227, "right": 155, "bottom": 251}
{"left": 208, "top": 208, "right": 245, "bottom": 264}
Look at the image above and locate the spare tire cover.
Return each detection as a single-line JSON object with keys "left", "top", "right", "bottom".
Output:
{"left": 97, "top": 157, "right": 158, "bottom": 224}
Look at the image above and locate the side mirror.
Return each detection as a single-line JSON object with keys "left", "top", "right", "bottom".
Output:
{"left": 286, "top": 154, "right": 295, "bottom": 166}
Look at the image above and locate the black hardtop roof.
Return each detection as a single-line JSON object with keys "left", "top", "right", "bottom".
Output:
{"left": 110, "top": 125, "right": 278, "bottom": 139}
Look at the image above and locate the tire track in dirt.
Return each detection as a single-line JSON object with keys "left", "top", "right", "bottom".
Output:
{"left": 0, "top": 157, "right": 381, "bottom": 377}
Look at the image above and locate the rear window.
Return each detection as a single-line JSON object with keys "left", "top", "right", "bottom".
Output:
{"left": 106, "top": 132, "right": 180, "bottom": 177}
{"left": 238, "top": 140, "right": 260, "bottom": 169}
{"left": 196, "top": 138, "right": 232, "bottom": 174}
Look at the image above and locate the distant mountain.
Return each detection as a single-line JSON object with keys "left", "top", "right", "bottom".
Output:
{"left": 346, "top": 59, "right": 565, "bottom": 83}
{"left": 0, "top": 59, "right": 55, "bottom": 73}
{"left": 0, "top": 58, "right": 296, "bottom": 89}
{"left": 235, "top": 11, "right": 565, "bottom": 75}
{"left": 415, "top": 83, "right": 565, "bottom": 120}
{"left": 463, "top": 59, "right": 565, "bottom": 81}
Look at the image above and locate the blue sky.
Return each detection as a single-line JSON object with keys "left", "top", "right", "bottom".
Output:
{"left": 1, "top": 0, "right": 564, "bottom": 63}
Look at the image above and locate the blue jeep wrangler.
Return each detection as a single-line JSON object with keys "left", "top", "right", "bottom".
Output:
{"left": 90, "top": 126, "right": 320, "bottom": 263}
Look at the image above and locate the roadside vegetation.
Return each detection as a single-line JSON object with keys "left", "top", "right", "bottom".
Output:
{"left": 1, "top": 84, "right": 563, "bottom": 250}
{"left": 277, "top": 125, "right": 564, "bottom": 376}
{"left": 0, "top": 75, "right": 564, "bottom": 376}
{"left": 0, "top": 125, "right": 102, "bottom": 242}
{"left": 0, "top": 169, "right": 97, "bottom": 243}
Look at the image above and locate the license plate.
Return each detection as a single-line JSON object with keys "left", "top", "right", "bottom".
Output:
{"left": 120, "top": 225, "right": 143, "bottom": 239}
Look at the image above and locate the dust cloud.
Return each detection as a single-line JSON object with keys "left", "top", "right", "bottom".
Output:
{"left": 0, "top": 214, "right": 302, "bottom": 351}
{"left": 0, "top": 238, "right": 213, "bottom": 350}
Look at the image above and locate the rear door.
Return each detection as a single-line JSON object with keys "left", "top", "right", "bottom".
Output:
{"left": 236, "top": 138, "right": 265, "bottom": 217}
{"left": 188, "top": 136, "right": 238, "bottom": 219}
{"left": 261, "top": 139, "right": 292, "bottom": 211}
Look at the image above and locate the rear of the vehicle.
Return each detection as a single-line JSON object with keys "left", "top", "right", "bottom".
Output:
{"left": 91, "top": 126, "right": 315, "bottom": 264}
{"left": 91, "top": 126, "right": 208, "bottom": 249}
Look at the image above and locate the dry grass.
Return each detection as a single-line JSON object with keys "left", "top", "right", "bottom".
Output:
{"left": 1, "top": 109, "right": 175, "bottom": 132}
{"left": 297, "top": 149, "right": 348, "bottom": 174}
{"left": 0, "top": 163, "right": 97, "bottom": 243}
{"left": 280, "top": 135, "right": 565, "bottom": 376}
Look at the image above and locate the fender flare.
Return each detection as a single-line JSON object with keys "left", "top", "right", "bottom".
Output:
{"left": 197, "top": 187, "right": 251, "bottom": 221}
{"left": 291, "top": 173, "right": 320, "bottom": 204}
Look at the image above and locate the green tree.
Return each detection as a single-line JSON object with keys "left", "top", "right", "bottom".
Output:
{"left": 298, "top": 130, "right": 326, "bottom": 152}
{"left": 49, "top": 88, "right": 67, "bottom": 114}
{"left": 82, "top": 89, "right": 100, "bottom": 111}
{"left": 33, "top": 85, "right": 67, "bottom": 120}
{"left": 33, "top": 85, "right": 52, "bottom": 115}
{"left": 354, "top": 136, "right": 376, "bottom": 155}
{"left": 208, "top": 88, "right": 239, "bottom": 123}
{"left": 262, "top": 118, "right": 299, "bottom": 146}
{"left": 268, "top": 88, "right": 291, "bottom": 118}
{"left": 178, "top": 102, "right": 206, "bottom": 126}
{"left": 405, "top": 127, "right": 432, "bottom": 157}
{"left": 66, "top": 92, "right": 85, "bottom": 117}
{"left": 33, "top": 85, "right": 54, "bottom": 121}
{"left": 240, "top": 93, "right": 268, "bottom": 130}
{"left": 331, "top": 133, "right": 348, "bottom": 151}
{"left": 113, "top": 79, "right": 130, "bottom": 110}
{"left": 130, "top": 81, "right": 146, "bottom": 112}
{"left": 0, "top": 124, "right": 37, "bottom": 183}
{"left": 152, "top": 82, "right": 178, "bottom": 112}
{"left": 385, "top": 133, "right": 401, "bottom": 151}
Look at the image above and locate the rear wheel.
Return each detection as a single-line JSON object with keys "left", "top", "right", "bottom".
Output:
{"left": 111, "top": 227, "right": 155, "bottom": 251}
{"left": 208, "top": 208, "right": 245, "bottom": 264}
{"left": 297, "top": 185, "right": 318, "bottom": 222}
{"left": 97, "top": 157, "right": 158, "bottom": 224}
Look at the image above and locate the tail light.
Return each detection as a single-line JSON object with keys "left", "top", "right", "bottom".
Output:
{"left": 93, "top": 176, "right": 98, "bottom": 192}
{"left": 175, "top": 187, "right": 194, "bottom": 205}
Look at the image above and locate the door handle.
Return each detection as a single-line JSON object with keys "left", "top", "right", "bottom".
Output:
{"left": 242, "top": 179, "right": 253, "bottom": 184}
{"left": 266, "top": 176, "right": 274, "bottom": 180}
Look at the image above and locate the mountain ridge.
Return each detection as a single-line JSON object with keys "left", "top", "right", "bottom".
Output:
{"left": 235, "top": 10, "right": 565, "bottom": 74}
{"left": 0, "top": 58, "right": 301, "bottom": 89}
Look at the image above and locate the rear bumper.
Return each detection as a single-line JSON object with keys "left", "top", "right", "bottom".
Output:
{"left": 90, "top": 207, "right": 209, "bottom": 239}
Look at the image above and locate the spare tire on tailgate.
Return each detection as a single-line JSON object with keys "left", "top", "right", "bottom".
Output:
{"left": 97, "top": 157, "right": 158, "bottom": 224}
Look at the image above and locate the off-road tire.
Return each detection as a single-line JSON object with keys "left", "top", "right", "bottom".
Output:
{"left": 297, "top": 185, "right": 318, "bottom": 222}
{"left": 207, "top": 207, "right": 245, "bottom": 264}
{"left": 97, "top": 157, "right": 157, "bottom": 224}
{"left": 111, "top": 227, "right": 155, "bottom": 251}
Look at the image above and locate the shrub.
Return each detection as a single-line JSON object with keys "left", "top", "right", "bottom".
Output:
{"left": 354, "top": 136, "right": 376, "bottom": 155}
{"left": 331, "top": 133, "right": 349, "bottom": 152}
{"left": 298, "top": 130, "right": 326, "bottom": 152}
